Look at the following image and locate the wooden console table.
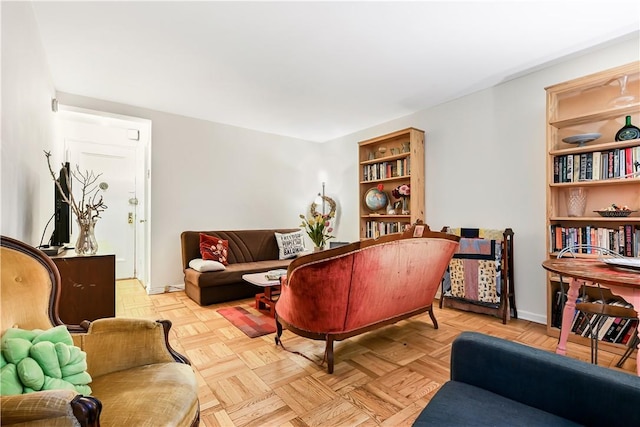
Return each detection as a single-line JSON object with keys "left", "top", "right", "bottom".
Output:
{"left": 50, "top": 251, "right": 116, "bottom": 325}
{"left": 542, "top": 258, "right": 640, "bottom": 375}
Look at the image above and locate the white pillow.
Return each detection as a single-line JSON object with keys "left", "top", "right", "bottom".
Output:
{"left": 189, "top": 258, "right": 226, "bottom": 272}
{"left": 274, "top": 230, "right": 307, "bottom": 260}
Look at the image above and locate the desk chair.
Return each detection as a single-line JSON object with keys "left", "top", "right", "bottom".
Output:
{"left": 556, "top": 245, "right": 638, "bottom": 365}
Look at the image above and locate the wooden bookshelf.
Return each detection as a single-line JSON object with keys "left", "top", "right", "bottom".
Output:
{"left": 544, "top": 61, "right": 640, "bottom": 354}
{"left": 358, "top": 128, "right": 425, "bottom": 240}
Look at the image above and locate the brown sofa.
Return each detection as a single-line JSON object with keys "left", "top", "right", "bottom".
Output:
{"left": 275, "top": 223, "right": 460, "bottom": 373}
{"left": 181, "top": 229, "right": 299, "bottom": 305}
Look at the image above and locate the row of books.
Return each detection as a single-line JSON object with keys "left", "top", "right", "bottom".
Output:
{"left": 549, "top": 224, "right": 639, "bottom": 257}
{"left": 363, "top": 221, "right": 409, "bottom": 239}
{"left": 362, "top": 158, "right": 411, "bottom": 182}
{"left": 551, "top": 291, "right": 638, "bottom": 345}
{"left": 552, "top": 145, "right": 640, "bottom": 183}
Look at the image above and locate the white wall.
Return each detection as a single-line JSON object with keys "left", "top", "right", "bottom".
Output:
{"left": 324, "top": 36, "right": 640, "bottom": 324}
{"left": 1, "top": 2, "right": 58, "bottom": 245}
{"left": 2, "top": 3, "right": 638, "bottom": 322}
{"left": 53, "top": 93, "right": 323, "bottom": 293}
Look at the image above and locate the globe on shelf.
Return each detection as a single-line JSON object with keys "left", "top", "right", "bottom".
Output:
{"left": 364, "top": 187, "right": 388, "bottom": 212}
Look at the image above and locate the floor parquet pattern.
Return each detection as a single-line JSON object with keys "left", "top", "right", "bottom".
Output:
{"left": 116, "top": 279, "right": 636, "bottom": 427}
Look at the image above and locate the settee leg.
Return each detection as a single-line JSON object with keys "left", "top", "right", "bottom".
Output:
{"left": 428, "top": 306, "right": 439, "bottom": 329}
{"left": 325, "top": 336, "right": 334, "bottom": 374}
{"left": 275, "top": 315, "right": 283, "bottom": 345}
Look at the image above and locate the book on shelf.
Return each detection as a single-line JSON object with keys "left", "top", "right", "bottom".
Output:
{"left": 551, "top": 291, "right": 638, "bottom": 345}
{"left": 549, "top": 225, "right": 639, "bottom": 257}
{"left": 619, "top": 320, "right": 638, "bottom": 345}
{"left": 592, "top": 152, "right": 601, "bottom": 181}
{"left": 585, "top": 153, "right": 593, "bottom": 180}
{"left": 552, "top": 145, "right": 640, "bottom": 183}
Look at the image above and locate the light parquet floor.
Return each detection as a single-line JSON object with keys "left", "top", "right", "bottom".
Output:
{"left": 116, "top": 279, "right": 637, "bottom": 427}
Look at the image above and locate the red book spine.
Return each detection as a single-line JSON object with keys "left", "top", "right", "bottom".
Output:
{"left": 625, "top": 147, "right": 633, "bottom": 176}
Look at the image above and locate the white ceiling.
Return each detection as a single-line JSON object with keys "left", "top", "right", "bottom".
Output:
{"left": 31, "top": 1, "right": 640, "bottom": 142}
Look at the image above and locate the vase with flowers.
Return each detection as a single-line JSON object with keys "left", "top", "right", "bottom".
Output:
{"left": 299, "top": 212, "right": 335, "bottom": 250}
{"left": 45, "top": 151, "right": 108, "bottom": 255}
{"left": 392, "top": 184, "right": 410, "bottom": 215}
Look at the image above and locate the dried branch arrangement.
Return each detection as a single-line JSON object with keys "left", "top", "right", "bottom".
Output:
{"left": 44, "top": 151, "right": 108, "bottom": 221}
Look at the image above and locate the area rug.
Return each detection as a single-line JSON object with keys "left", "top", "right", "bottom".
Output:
{"left": 217, "top": 305, "right": 276, "bottom": 338}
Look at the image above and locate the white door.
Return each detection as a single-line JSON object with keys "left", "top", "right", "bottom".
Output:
{"left": 67, "top": 140, "right": 136, "bottom": 278}
{"left": 58, "top": 110, "right": 150, "bottom": 282}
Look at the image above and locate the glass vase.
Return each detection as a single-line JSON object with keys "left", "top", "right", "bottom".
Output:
{"left": 75, "top": 218, "right": 99, "bottom": 255}
{"left": 566, "top": 187, "right": 587, "bottom": 217}
{"left": 401, "top": 197, "right": 410, "bottom": 215}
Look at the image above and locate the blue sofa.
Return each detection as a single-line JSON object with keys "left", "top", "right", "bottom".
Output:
{"left": 413, "top": 332, "right": 640, "bottom": 427}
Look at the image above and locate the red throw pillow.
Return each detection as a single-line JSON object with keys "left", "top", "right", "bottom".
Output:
{"left": 199, "top": 233, "right": 229, "bottom": 265}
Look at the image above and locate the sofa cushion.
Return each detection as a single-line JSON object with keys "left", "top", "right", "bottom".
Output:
{"left": 91, "top": 362, "right": 198, "bottom": 426}
{"left": 274, "top": 230, "right": 307, "bottom": 259}
{"left": 188, "top": 258, "right": 226, "bottom": 272}
{"left": 199, "top": 233, "right": 229, "bottom": 265}
{"left": 413, "top": 381, "right": 580, "bottom": 427}
{"left": 185, "top": 260, "right": 293, "bottom": 289}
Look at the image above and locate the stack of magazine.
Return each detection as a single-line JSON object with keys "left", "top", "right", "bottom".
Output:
{"left": 265, "top": 269, "right": 288, "bottom": 280}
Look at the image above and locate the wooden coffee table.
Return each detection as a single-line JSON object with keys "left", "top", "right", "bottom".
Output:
{"left": 242, "top": 272, "right": 282, "bottom": 317}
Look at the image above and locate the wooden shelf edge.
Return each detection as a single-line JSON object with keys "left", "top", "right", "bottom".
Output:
{"left": 549, "top": 178, "right": 640, "bottom": 188}
{"left": 360, "top": 175, "right": 411, "bottom": 184}
{"left": 549, "top": 216, "right": 640, "bottom": 222}
{"left": 358, "top": 127, "right": 424, "bottom": 146}
{"left": 546, "top": 326, "right": 631, "bottom": 357}
{"left": 549, "top": 103, "right": 640, "bottom": 128}
{"left": 360, "top": 153, "right": 410, "bottom": 165}
{"left": 550, "top": 138, "right": 640, "bottom": 155}
{"left": 361, "top": 214, "right": 411, "bottom": 219}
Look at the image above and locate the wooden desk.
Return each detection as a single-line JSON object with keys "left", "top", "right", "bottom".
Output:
{"left": 542, "top": 258, "right": 640, "bottom": 375}
{"left": 51, "top": 251, "right": 116, "bottom": 325}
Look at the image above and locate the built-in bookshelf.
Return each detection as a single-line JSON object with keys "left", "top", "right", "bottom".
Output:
{"left": 545, "top": 61, "right": 640, "bottom": 354}
{"left": 358, "top": 128, "right": 425, "bottom": 240}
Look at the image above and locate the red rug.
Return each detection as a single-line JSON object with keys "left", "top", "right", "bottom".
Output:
{"left": 217, "top": 305, "right": 276, "bottom": 338}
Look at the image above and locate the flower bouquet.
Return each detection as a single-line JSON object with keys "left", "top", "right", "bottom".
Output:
{"left": 299, "top": 213, "right": 335, "bottom": 249}
{"left": 391, "top": 184, "right": 410, "bottom": 214}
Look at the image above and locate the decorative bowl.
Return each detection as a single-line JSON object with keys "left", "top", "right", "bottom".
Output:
{"left": 593, "top": 210, "right": 636, "bottom": 217}
{"left": 562, "top": 133, "right": 601, "bottom": 146}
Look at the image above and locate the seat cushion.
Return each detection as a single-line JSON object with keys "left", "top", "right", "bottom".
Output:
{"left": 91, "top": 363, "right": 198, "bottom": 426}
{"left": 413, "top": 381, "right": 580, "bottom": 427}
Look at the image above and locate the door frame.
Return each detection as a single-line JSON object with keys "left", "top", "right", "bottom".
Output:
{"left": 57, "top": 104, "right": 152, "bottom": 291}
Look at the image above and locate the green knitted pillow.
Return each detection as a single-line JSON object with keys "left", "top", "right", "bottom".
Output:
{"left": 0, "top": 325, "right": 92, "bottom": 396}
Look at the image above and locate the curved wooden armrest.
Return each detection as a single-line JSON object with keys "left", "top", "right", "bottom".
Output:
{"left": 1, "top": 390, "right": 101, "bottom": 427}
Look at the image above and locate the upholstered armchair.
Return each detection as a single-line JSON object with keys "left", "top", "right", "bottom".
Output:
{"left": 1, "top": 236, "right": 199, "bottom": 426}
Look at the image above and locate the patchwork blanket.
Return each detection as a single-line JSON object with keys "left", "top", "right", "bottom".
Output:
{"left": 442, "top": 228, "right": 504, "bottom": 305}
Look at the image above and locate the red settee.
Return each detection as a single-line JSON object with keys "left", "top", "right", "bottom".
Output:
{"left": 275, "top": 223, "right": 460, "bottom": 373}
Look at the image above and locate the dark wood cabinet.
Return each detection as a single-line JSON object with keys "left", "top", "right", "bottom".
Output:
{"left": 51, "top": 252, "right": 116, "bottom": 324}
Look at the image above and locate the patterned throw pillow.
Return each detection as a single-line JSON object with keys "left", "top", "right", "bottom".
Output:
{"left": 274, "top": 230, "right": 306, "bottom": 259}
{"left": 199, "top": 233, "right": 229, "bottom": 265}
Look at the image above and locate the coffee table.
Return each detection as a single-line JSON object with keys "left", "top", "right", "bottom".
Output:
{"left": 242, "top": 272, "right": 282, "bottom": 317}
